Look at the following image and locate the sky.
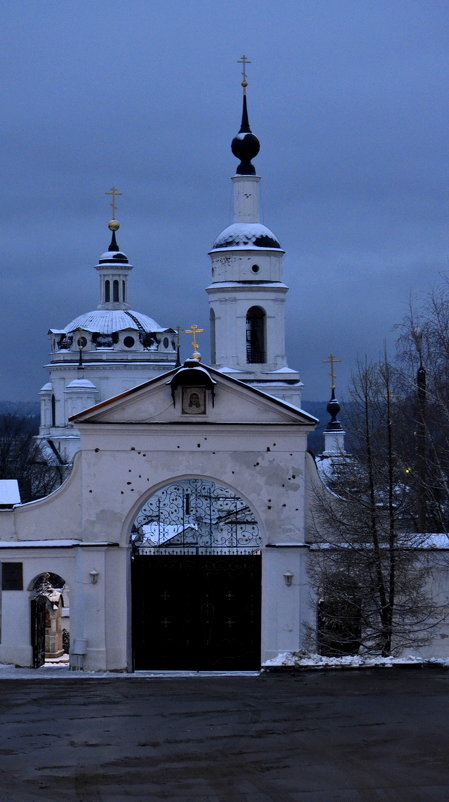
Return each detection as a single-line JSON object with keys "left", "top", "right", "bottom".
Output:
{"left": 1, "top": 0, "right": 449, "bottom": 404}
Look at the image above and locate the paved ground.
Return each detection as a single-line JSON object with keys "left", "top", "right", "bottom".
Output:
{"left": 0, "top": 667, "right": 448, "bottom": 801}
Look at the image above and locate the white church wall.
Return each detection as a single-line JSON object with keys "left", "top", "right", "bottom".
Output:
{"left": 0, "top": 454, "right": 83, "bottom": 542}
{"left": 261, "top": 546, "right": 313, "bottom": 663}
{"left": 0, "top": 547, "right": 75, "bottom": 666}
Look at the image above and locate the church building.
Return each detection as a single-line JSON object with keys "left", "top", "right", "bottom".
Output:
{"left": 0, "top": 70, "right": 448, "bottom": 671}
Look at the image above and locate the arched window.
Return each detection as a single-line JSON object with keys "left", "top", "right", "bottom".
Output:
{"left": 51, "top": 394, "right": 56, "bottom": 427}
{"left": 210, "top": 308, "right": 216, "bottom": 363}
{"left": 113, "top": 280, "right": 119, "bottom": 302}
{"left": 105, "top": 280, "right": 110, "bottom": 302}
{"left": 122, "top": 280, "right": 126, "bottom": 303}
{"left": 246, "top": 306, "right": 266, "bottom": 363}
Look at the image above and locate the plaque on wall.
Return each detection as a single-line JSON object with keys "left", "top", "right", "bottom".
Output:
{"left": 182, "top": 386, "right": 206, "bottom": 414}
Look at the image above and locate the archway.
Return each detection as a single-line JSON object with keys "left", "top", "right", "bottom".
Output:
{"left": 130, "top": 478, "right": 262, "bottom": 670}
{"left": 29, "top": 572, "right": 67, "bottom": 668}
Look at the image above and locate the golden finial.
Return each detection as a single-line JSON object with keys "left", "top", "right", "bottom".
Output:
{"left": 237, "top": 55, "right": 251, "bottom": 94}
{"left": 105, "top": 186, "right": 123, "bottom": 221}
{"left": 185, "top": 324, "right": 204, "bottom": 360}
{"left": 323, "top": 354, "right": 342, "bottom": 392}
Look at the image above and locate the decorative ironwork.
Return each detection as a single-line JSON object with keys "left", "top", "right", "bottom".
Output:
{"left": 131, "top": 479, "right": 261, "bottom": 555}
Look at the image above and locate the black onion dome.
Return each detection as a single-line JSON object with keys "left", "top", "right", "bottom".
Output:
{"left": 231, "top": 95, "right": 260, "bottom": 175}
{"left": 326, "top": 390, "right": 342, "bottom": 431}
{"left": 98, "top": 223, "right": 129, "bottom": 264}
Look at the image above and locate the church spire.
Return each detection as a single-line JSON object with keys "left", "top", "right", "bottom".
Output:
{"left": 322, "top": 355, "right": 346, "bottom": 455}
{"left": 96, "top": 202, "right": 133, "bottom": 309}
{"left": 231, "top": 56, "right": 260, "bottom": 175}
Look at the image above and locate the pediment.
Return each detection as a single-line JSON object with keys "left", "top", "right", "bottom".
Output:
{"left": 71, "top": 364, "right": 317, "bottom": 428}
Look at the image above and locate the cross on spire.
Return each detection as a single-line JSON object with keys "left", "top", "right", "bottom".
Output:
{"left": 237, "top": 55, "right": 251, "bottom": 93}
{"left": 323, "top": 354, "right": 342, "bottom": 391}
{"left": 105, "top": 186, "right": 123, "bottom": 220}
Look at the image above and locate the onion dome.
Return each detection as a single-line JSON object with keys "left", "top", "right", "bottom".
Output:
{"left": 326, "top": 389, "right": 343, "bottom": 432}
{"left": 98, "top": 220, "right": 129, "bottom": 264}
{"left": 231, "top": 94, "right": 260, "bottom": 175}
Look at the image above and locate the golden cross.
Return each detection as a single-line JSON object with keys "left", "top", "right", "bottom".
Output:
{"left": 185, "top": 324, "right": 204, "bottom": 352}
{"left": 105, "top": 186, "right": 123, "bottom": 219}
{"left": 323, "top": 354, "right": 342, "bottom": 391}
{"left": 237, "top": 55, "right": 251, "bottom": 91}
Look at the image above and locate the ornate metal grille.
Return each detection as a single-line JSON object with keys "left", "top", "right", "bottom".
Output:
{"left": 131, "top": 479, "right": 261, "bottom": 555}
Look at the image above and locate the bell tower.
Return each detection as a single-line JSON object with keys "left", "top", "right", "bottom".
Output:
{"left": 206, "top": 59, "right": 302, "bottom": 407}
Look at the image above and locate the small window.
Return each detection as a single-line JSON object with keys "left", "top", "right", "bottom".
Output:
{"left": 122, "top": 280, "right": 126, "bottom": 303}
{"left": 2, "top": 562, "right": 23, "bottom": 591}
{"left": 123, "top": 336, "right": 135, "bottom": 348}
{"left": 113, "top": 280, "right": 119, "bottom": 303}
{"left": 163, "top": 337, "right": 169, "bottom": 348}
{"left": 105, "top": 280, "right": 110, "bottom": 302}
{"left": 251, "top": 264, "right": 260, "bottom": 273}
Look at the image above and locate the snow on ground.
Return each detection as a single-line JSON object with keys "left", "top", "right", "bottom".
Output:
{"left": 262, "top": 651, "right": 449, "bottom": 669}
{"left": 0, "top": 653, "right": 448, "bottom": 678}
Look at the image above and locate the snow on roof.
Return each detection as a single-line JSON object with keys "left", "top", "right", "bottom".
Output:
{"left": 62, "top": 309, "right": 167, "bottom": 334}
{"left": 208, "top": 282, "right": 288, "bottom": 289}
{"left": 66, "top": 379, "right": 97, "bottom": 389}
{"left": 0, "top": 540, "right": 117, "bottom": 548}
{"left": 0, "top": 481, "right": 21, "bottom": 506}
{"left": 211, "top": 223, "right": 283, "bottom": 251}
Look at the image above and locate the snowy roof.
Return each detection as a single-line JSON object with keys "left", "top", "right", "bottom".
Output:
{"left": 0, "top": 481, "right": 21, "bottom": 507}
{"left": 211, "top": 223, "right": 283, "bottom": 251}
{"left": 208, "top": 282, "right": 288, "bottom": 289}
{"left": 66, "top": 379, "right": 97, "bottom": 389}
{"left": 62, "top": 309, "right": 167, "bottom": 335}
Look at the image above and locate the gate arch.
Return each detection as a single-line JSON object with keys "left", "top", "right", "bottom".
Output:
{"left": 131, "top": 478, "right": 262, "bottom": 670}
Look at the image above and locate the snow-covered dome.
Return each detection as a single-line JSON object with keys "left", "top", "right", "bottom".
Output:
{"left": 63, "top": 309, "right": 167, "bottom": 335}
{"left": 211, "top": 222, "right": 281, "bottom": 251}
{"left": 66, "top": 379, "right": 97, "bottom": 389}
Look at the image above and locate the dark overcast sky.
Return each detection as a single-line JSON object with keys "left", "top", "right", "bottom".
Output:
{"left": 2, "top": 0, "right": 449, "bottom": 404}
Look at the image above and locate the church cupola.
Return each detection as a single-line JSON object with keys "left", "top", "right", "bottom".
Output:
{"left": 96, "top": 218, "right": 133, "bottom": 309}
{"left": 206, "top": 58, "right": 302, "bottom": 407}
{"left": 323, "top": 355, "right": 346, "bottom": 456}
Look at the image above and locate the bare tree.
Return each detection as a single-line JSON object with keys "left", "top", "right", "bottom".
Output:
{"left": 0, "top": 413, "right": 61, "bottom": 502}
{"left": 310, "top": 358, "right": 446, "bottom": 657}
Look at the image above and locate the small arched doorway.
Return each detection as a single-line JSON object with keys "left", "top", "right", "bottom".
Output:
{"left": 30, "top": 573, "right": 67, "bottom": 668}
{"left": 131, "top": 479, "right": 262, "bottom": 670}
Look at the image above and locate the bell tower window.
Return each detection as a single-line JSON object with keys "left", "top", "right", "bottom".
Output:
{"left": 113, "top": 280, "right": 119, "bottom": 302}
{"left": 122, "top": 280, "right": 126, "bottom": 303}
{"left": 105, "top": 280, "right": 110, "bottom": 302}
{"left": 246, "top": 306, "right": 266, "bottom": 363}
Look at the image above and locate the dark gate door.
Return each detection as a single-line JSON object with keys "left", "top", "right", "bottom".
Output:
{"left": 132, "top": 554, "right": 261, "bottom": 670}
{"left": 30, "top": 595, "right": 47, "bottom": 668}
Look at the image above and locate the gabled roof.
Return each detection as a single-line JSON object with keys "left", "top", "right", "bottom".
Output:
{"left": 70, "top": 362, "right": 317, "bottom": 427}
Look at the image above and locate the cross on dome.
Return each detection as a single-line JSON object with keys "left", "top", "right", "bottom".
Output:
{"left": 105, "top": 186, "right": 123, "bottom": 220}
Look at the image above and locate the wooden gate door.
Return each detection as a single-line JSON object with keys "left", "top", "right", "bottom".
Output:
{"left": 132, "top": 554, "right": 261, "bottom": 670}
{"left": 30, "top": 595, "right": 47, "bottom": 668}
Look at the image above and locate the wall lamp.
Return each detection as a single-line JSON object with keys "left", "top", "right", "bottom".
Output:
{"left": 283, "top": 571, "right": 294, "bottom": 587}
{"left": 89, "top": 569, "right": 99, "bottom": 585}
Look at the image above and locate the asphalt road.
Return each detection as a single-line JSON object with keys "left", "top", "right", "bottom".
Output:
{"left": 0, "top": 668, "right": 448, "bottom": 801}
